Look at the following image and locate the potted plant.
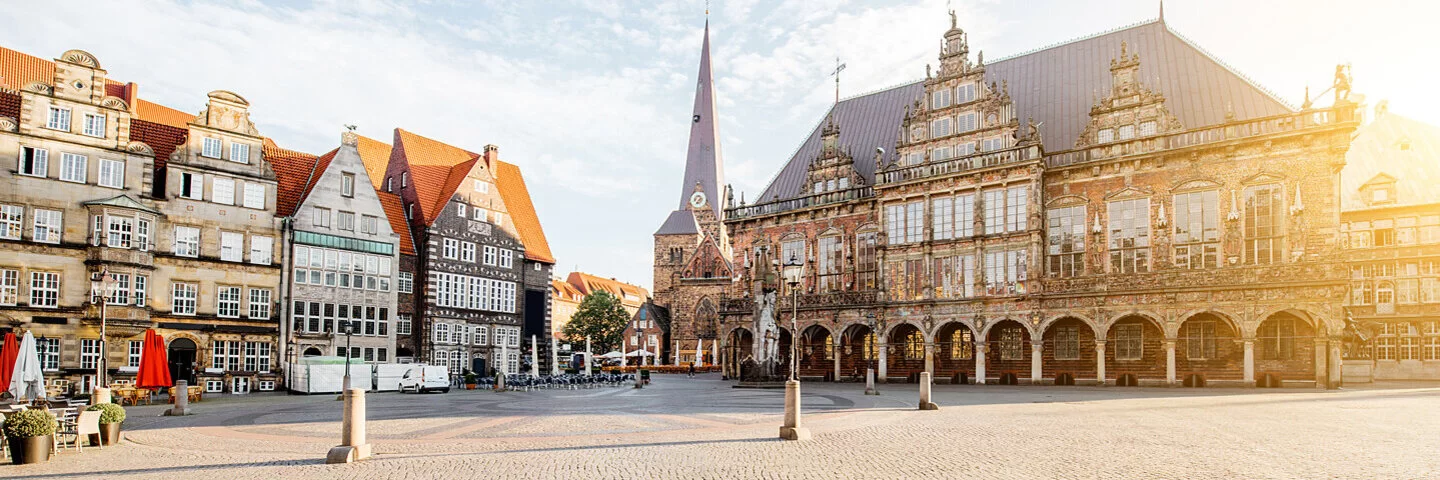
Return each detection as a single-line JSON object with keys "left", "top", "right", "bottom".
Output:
{"left": 4, "top": 409, "right": 58, "bottom": 464}
{"left": 86, "top": 403, "right": 127, "bottom": 445}
{"left": 463, "top": 372, "right": 478, "bottom": 390}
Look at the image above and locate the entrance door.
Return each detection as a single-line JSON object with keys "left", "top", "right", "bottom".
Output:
{"left": 472, "top": 357, "right": 487, "bottom": 377}
{"left": 168, "top": 338, "right": 197, "bottom": 385}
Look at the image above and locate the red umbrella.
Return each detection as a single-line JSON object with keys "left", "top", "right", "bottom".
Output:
{"left": 135, "top": 329, "right": 172, "bottom": 389}
{"left": 0, "top": 332, "right": 17, "bottom": 391}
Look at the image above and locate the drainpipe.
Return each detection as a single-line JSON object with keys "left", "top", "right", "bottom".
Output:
{"left": 279, "top": 215, "right": 294, "bottom": 391}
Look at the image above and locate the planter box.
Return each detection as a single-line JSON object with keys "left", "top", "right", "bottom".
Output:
{"left": 7, "top": 435, "right": 52, "bottom": 464}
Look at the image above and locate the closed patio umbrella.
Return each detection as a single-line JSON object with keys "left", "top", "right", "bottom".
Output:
{"left": 135, "top": 329, "right": 172, "bottom": 389}
{"left": 9, "top": 331, "right": 45, "bottom": 402}
{"left": 0, "top": 332, "right": 17, "bottom": 391}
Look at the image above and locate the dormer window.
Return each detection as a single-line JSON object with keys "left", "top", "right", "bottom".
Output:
{"left": 1139, "top": 121, "right": 1157, "bottom": 137}
{"left": 1118, "top": 125, "right": 1135, "bottom": 140}
{"left": 1097, "top": 129, "right": 1114, "bottom": 144}
{"left": 202, "top": 138, "right": 223, "bottom": 158}
{"left": 838, "top": 177, "right": 849, "bottom": 189}
{"left": 1373, "top": 189, "right": 1389, "bottom": 204}
{"left": 931, "top": 89, "right": 951, "bottom": 109}
{"left": 385, "top": 177, "right": 393, "bottom": 192}
{"left": 401, "top": 172, "right": 408, "bottom": 188}
{"left": 341, "top": 173, "right": 355, "bottom": 197}
{"left": 955, "top": 83, "right": 976, "bottom": 103}
{"left": 83, "top": 113, "right": 106, "bottom": 137}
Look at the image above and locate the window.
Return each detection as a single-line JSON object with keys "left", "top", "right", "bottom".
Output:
{"left": 1053, "top": 326, "right": 1080, "bottom": 360}
{"left": 220, "top": 232, "right": 243, "bottom": 262}
{"left": 1097, "top": 129, "right": 1114, "bottom": 144}
{"left": 242, "top": 183, "right": 265, "bottom": 209}
{"left": 931, "top": 89, "right": 951, "bottom": 109}
{"left": 983, "top": 249, "right": 1027, "bottom": 296}
{"left": 1114, "top": 324, "right": 1143, "bottom": 360}
{"left": 434, "top": 323, "right": 450, "bottom": 344}
{"left": 901, "top": 329, "right": 924, "bottom": 360}
{"left": 217, "top": 286, "right": 241, "bottom": 317}
{"left": 1139, "top": 121, "right": 1157, "bottom": 136}
{"left": 128, "top": 341, "right": 143, "bottom": 368}
{"left": 933, "top": 254, "right": 974, "bottom": 299}
{"left": 933, "top": 197, "right": 954, "bottom": 241}
{"left": 998, "top": 326, "right": 1025, "bottom": 361}
{"left": 983, "top": 189, "right": 1005, "bottom": 235}
{"left": 475, "top": 326, "right": 488, "bottom": 345}
{"left": 172, "top": 282, "right": 197, "bottom": 315}
{"left": 461, "top": 242, "right": 476, "bottom": 263}
{"left": 103, "top": 214, "right": 131, "bottom": 248}
{"left": 856, "top": 232, "right": 878, "bottom": 290}
{"left": 337, "top": 211, "right": 354, "bottom": 231}
{"left": 134, "top": 275, "right": 147, "bottom": 307}
{"left": 499, "top": 250, "right": 513, "bottom": 269}
{"left": 179, "top": 172, "right": 203, "bottom": 199}
{"left": 202, "top": 137, "right": 222, "bottom": 158}
{"left": 1174, "top": 191, "right": 1220, "bottom": 269}
{"left": 885, "top": 202, "right": 923, "bottom": 244}
{"left": 1006, "top": 186, "right": 1027, "bottom": 232}
{"left": 398, "top": 272, "right": 413, "bottom": 293}
{"left": 1244, "top": 185, "right": 1285, "bottom": 265}
{"left": 1108, "top": 198, "right": 1151, "bottom": 274}
{"left": 982, "top": 137, "right": 1007, "bottom": 152}
{"left": 228, "top": 142, "right": 250, "bottom": 164}
{"left": 312, "top": 207, "right": 331, "bottom": 228}
{"left": 474, "top": 179, "right": 490, "bottom": 193}
{"left": 397, "top": 314, "right": 412, "bottom": 335}
{"left": 212, "top": 177, "right": 235, "bottom": 205}
{"left": 1184, "top": 320, "right": 1217, "bottom": 360}
{"left": 80, "top": 339, "right": 102, "bottom": 370}
{"left": 0, "top": 269, "right": 17, "bottom": 305}
{"left": 1258, "top": 318, "right": 1295, "bottom": 360}
{"left": 956, "top": 112, "right": 977, "bottom": 133}
{"left": 949, "top": 330, "right": 974, "bottom": 359}
{"left": 173, "top": 226, "right": 200, "bottom": 257}
{"left": 47, "top": 106, "right": 71, "bottom": 130}
{"left": 361, "top": 215, "right": 378, "bottom": 234}
{"left": 931, "top": 117, "right": 952, "bottom": 137}
{"left": 83, "top": 113, "right": 106, "bottom": 137}
{"left": 332, "top": 172, "right": 353, "bottom": 198}
{"left": 33, "top": 209, "right": 62, "bottom": 244}
{"left": 19, "top": 147, "right": 48, "bottom": 177}
{"left": 212, "top": 341, "right": 242, "bottom": 371}
{"left": 955, "top": 83, "right": 976, "bottom": 103}
{"left": 401, "top": 172, "right": 408, "bottom": 187}
{"left": 248, "top": 235, "right": 272, "bottom": 264}
{"left": 248, "top": 288, "right": 271, "bottom": 319}
{"left": 34, "top": 338, "right": 58, "bottom": 371}
{"left": 483, "top": 245, "right": 498, "bottom": 266}
{"left": 0, "top": 205, "right": 20, "bottom": 240}
{"left": 443, "top": 238, "right": 459, "bottom": 259}
{"left": 60, "top": 153, "right": 87, "bottom": 183}
{"left": 1046, "top": 206, "right": 1085, "bottom": 277}
{"left": 1118, "top": 125, "right": 1135, "bottom": 140}
{"left": 105, "top": 273, "right": 130, "bottom": 305}
{"left": 473, "top": 208, "right": 487, "bottom": 222}
{"left": 29, "top": 271, "right": 59, "bottom": 308}
{"left": 451, "top": 324, "right": 464, "bottom": 345}
{"left": 457, "top": 203, "right": 467, "bottom": 218}
{"left": 98, "top": 159, "right": 124, "bottom": 188}
{"left": 817, "top": 236, "right": 842, "bottom": 292}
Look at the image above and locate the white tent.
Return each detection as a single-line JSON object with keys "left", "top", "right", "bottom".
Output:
{"left": 625, "top": 349, "right": 656, "bottom": 357}
{"left": 599, "top": 351, "right": 625, "bottom": 359}
{"left": 9, "top": 331, "right": 45, "bottom": 401}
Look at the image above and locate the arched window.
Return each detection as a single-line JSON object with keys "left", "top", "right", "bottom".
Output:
{"left": 1258, "top": 318, "right": 1296, "bottom": 360}
{"left": 1377, "top": 281, "right": 1395, "bottom": 306}
{"left": 903, "top": 330, "right": 924, "bottom": 360}
{"left": 950, "top": 329, "right": 973, "bottom": 359}
{"left": 998, "top": 326, "right": 1025, "bottom": 360}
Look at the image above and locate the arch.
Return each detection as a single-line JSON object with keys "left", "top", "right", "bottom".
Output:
{"left": 101, "top": 96, "right": 130, "bottom": 111}
{"left": 1253, "top": 307, "right": 1330, "bottom": 336}
{"left": 60, "top": 49, "right": 101, "bottom": 68}
{"left": 166, "top": 336, "right": 199, "bottom": 386}
{"left": 1254, "top": 311, "right": 1318, "bottom": 382}
{"left": 978, "top": 316, "right": 1036, "bottom": 339}
{"left": 207, "top": 90, "right": 250, "bottom": 106}
{"left": 1042, "top": 317, "right": 1098, "bottom": 383}
{"left": 885, "top": 319, "right": 927, "bottom": 342}
{"left": 838, "top": 323, "right": 876, "bottom": 381}
{"left": 1039, "top": 312, "right": 1098, "bottom": 337}
{"left": 985, "top": 319, "right": 1033, "bottom": 382}
{"left": 126, "top": 141, "right": 154, "bottom": 156}
{"left": 934, "top": 321, "right": 977, "bottom": 384}
{"left": 798, "top": 325, "right": 833, "bottom": 376}
{"left": 695, "top": 298, "right": 718, "bottom": 338}
{"left": 302, "top": 347, "right": 323, "bottom": 357}
{"left": 1105, "top": 313, "right": 1168, "bottom": 384}
{"left": 885, "top": 323, "right": 926, "bottom": 382}
{"left": 1176, "top": 312, "right": 1243, "bottom": 381}
{"left": 726, "top": 327, "right": 755, "bottom": 376}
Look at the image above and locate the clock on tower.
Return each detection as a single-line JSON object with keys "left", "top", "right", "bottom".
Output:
{"left": 689, "top": 191, "right": 707, "bottom": 209}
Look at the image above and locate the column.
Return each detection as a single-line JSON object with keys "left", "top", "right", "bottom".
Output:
{"left": 1030, "top": 341, "right": 1043, "bottom": 384}
{"left": 1165, "top": 340, "right": 1176, "bottom": 386}
{"left": 832, "top": 339, "right": 842, "bottom": 382}
{"left": 975, "top": 344, "right": 987, "bottom": 385}
{"left": 877, "top": 341, "right": 888, "bottom": 383}
{"left": 1095, "top": 341, "right": 1107, "bottom": 386}
{"left": 924, "top": 342, "right": 935, "bottom": 377}
{"left": 1243, "top": 339, "right": 1255, "bottom": 386}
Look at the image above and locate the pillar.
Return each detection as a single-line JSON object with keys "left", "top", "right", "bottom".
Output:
{"left": 326, "top": 388, "right": 371, "bottom": 463}
{"left": 1243, "top": 339, "right": 1255, "bottom": 386}
{"left": 93, "top": 387, "right": 112, "bottom": 406}
{"left": 1030, "top": 341, "right": 1043, "bottom": 384}
{"left": 877, "top": 341, "right": 888, "bottom": 383}
{"left": 975, "top": 344, "right": 987, "bottom": 385}
{"left": 924, "top": 341, "right": 935, "bottom": 377}
{"left": 918, "top": 371, "right": 938, "bottom": 410}
{"left": 832, "top": 339, "right": 841, "bottom": 382}
{"left": 1095, "top": 341, "right": 1107, "bottom": 386}
{"left": 779, "top": 380, "right": 811, "bottom": 440}
{"left": 1328, "top": 338, "right": 1343, "bottom": 389}
{"left": 165, "top": 380, "right": 190, "bottom": 416}
{"left": 1165, "top": 340, "right": 1177, "bottom": 386}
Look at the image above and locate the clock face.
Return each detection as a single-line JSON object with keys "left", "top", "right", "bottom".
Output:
{"left": 689, "top": 191, "right": 707, "bottom": 208}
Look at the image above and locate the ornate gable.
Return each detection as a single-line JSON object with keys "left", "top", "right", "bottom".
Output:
{"left": 195, "top": 90, "right": 259, "bottom": 136}
{"left": 682, "top": 235, "right": 734, "bottom": 280}
{"left": 1074, "top": 41, "right": 1183, "bottom": 150}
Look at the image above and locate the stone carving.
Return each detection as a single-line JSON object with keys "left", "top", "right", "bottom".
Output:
{"left": 25, "top": 82, "right": 52, "bottom": 94}
{"left": 0, "top": 117, "right": 16, "bottom": 132}
{"left": 126, "top": 142, "right": 154, "bottom": 155}
{"left": 101, "top": 96, "right": 130, "bottom": 111}
{"left": 61, "top": 50, "right": 100, "bottom": 68}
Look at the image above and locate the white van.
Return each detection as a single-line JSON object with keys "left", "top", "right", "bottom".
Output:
{"left": 397, "top": 365, "right": 451, "bottom": 393}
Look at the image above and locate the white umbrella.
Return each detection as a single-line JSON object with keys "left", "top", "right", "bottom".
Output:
{"left": 625, "top": 349, "right": 655, "bottom": 357}
{"left": 9, "top": 331, "right": 45, "bottom": 401}
{"left": 696, "top": 339, "right": 704, "bottom": 366}
{"left": 599, "top": 351, "right": 625, "bottom": 359}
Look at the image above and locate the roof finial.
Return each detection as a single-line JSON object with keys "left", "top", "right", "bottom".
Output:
{"left": 830, "top": 57, "right": 847, "bottom": 105}
{"left": 705, "top": 0, "right": 709, "bottom": 16}
{"left": 1159, "top": 0, "right": 1165, "bottom": 24}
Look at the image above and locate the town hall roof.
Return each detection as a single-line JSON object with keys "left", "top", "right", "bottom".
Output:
{"left": 755, "top": 18, "right": 1294, "bottom": 203}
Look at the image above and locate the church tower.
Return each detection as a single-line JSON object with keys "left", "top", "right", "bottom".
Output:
{"left": 653, "top": 19, "right": 733, "bottom": 365}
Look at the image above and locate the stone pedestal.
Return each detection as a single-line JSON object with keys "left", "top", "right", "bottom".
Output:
{"left": 93, "top": 387, "right": 112, "bottom": 406}
{"left": 326, "top": 388, "right": 372, "bottom": 463}
{"left": 165, "top": 380, "right": 190, "bottom": 416}
{"left": 918, "top": 372, "right": 939, "bottom": 410}
{"left": 864, "top": 368, "right": 878, "bottom": 395}
{"left": 778, "top": 380, "right": 811, "bottom": 441}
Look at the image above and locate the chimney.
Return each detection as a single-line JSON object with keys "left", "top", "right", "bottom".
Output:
{"left": 483, "top": 144, "right": 498, "bottom": 166}
{"left": 125, "top": 82, "right": 139, "bottom": 114}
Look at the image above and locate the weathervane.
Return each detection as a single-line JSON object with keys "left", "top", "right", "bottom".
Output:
{"left": 831, "top": 57, "right": 847, "bottom": 104}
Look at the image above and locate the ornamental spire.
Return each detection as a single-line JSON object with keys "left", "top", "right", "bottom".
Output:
{"left": 677, "top": 19, "right": 725, "bottom": 215}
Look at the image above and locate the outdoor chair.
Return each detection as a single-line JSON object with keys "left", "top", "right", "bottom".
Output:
{"left": 57, "top": 410, "right": 102, "bottom": 453}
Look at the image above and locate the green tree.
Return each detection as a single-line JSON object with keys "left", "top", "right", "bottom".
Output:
{"left": 563, "top": 291, "right": 630, "bottom": 353}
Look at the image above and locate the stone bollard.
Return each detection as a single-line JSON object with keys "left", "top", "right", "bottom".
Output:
{"left": 93, "top": 387, "right": 112, "bottom": 406}
{"left": 326, "top": 388, "right": 372, "bottom": 463}
{"left": 165, "top": 380, "right": 190, "bottom": 416}
{"left": 918, "top": 372, "right": 939, "bottom": 410}
{"left": 864, "top": 368, "right": 879, "bottom": 395}
{"left": 779, "top": 379, "right": 811, "bottom": 441}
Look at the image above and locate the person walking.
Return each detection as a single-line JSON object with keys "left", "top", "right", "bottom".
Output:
{"left": 688, "top": 362, "right": 695, "bottom": 378}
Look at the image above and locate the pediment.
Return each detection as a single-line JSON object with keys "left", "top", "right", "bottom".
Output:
{"left": 1103, "top": 186, "right": 1152, "bottom": 200}
{"left": 1171, "top": 178, "right": 1223, "bottom": 193}
{"left": 1240, "top": 172, "right": 1286, "bottom": 185}
{"left": 1360, "top": 172, "right": 1397, "bottom": 188}
{"left": 1045, "top": 194, "right": 1088, "bottom": 208}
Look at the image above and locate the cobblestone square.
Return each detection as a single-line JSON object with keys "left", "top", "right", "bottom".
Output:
{"left": 10, "top": 375, "right": 1440, "bottom": 479}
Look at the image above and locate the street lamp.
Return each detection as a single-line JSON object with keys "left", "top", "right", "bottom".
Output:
{"left": 865, "top": 312, "right": 878, "bottom": 395}
{"left": 782, "top": 253, "right": 804, "bottom": 381}
{"left": 89, "top": 266, "right": 115, "bottom": 403}
{"left": 340, "top": 320, "right": 355, "bottom": 392}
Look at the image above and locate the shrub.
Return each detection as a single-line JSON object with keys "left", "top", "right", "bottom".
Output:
{"left": 86, "top": 403, "right": 127, "bottom": 424}
{"left": 2, "top": 409, "right": 58, "bottom": 438}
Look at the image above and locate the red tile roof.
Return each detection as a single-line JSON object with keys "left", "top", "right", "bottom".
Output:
{"left": 377, "top": 192, "right": 416, "bottom": 256}
{"left": 353, "top": 134, "right": 394, "bottom": 190}
{"left": 566, "top": 272, "right": 648, "bottom": 305}
{"left": 135, "top": 99, "right": 194, "bottom": 129}
{"left": 263, "top": 138, "right": 324, "bottom": 217}
{"left": 129, "top": 119, "right": 187, "bottom": 197}
{"left": 551, "top": 279, "right": 583, "bottom": 303}
{"left": 496, "top": 160, "right": 554, "bottom": 263}
{"left": 0, "top": 46, "right": 52, "bottom": 92}
{"left": 0, "top": 91, "right": 18, "bottom": 120}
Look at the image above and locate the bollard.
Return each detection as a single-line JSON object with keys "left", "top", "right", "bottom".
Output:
{"left": 779, "top": 380, "right": 811, "bottom": 441}
{"left": 165, "top": 380, "right": 190, "bottom": 416}
{"left": 93, "top": 387, "right": 112, "bottom": 406}
{"left": 918, "top": 371, "right": 939, "bottom": 410}
{"left": 864, "top": 368, "right": 879, "bottom": 395}
{"left": 327, "top": 388, "right": 372, "bottom": 463}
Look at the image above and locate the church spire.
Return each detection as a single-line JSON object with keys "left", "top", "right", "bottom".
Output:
{"left": 678, "top": 19, "right": 725, "bottom": 215}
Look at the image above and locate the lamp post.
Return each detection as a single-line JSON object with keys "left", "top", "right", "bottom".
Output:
{"left": 782, "top": 254, "right": 805, "bottom": 381}
{"left": 341, "top": 320, "right": 355, "bottom": 392}
{"left": 865, "top": 312, "right": 878, "bottom": 395}
{"left": 89, "top": 266, "right": 115, "bottom": 404}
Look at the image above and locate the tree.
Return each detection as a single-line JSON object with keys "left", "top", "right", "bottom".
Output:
{"left": 563, "top": 291, "right": 630, "bottom": 353}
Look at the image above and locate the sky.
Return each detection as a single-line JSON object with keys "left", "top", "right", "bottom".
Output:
{"left": 5, "top": 0, "right": 1434, "bottom": 291}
